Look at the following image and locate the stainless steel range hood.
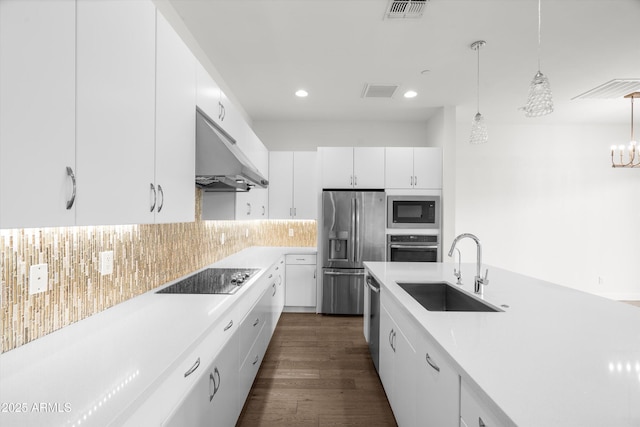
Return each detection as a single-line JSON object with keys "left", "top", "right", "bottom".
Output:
{"left": 195, "top": 109, "right": 268, "bottom": 192}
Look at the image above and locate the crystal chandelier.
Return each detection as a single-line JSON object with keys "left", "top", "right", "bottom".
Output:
{"left": 611, "top": 92, "right": 639, "bottom": 168}
{"left": 522, "top": 0, "right": 553, "bottom": 117}
{"left": 470, "top": 40, "right": 488, "bottom": 144}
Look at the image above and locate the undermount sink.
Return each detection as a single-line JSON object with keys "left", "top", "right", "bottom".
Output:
{"left": 397, "top": 282, "right": 501, "bottom": 312}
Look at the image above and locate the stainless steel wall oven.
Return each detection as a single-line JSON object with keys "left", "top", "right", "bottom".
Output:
{"left": 387, "top": 234, "right": 440, "bottom": 262}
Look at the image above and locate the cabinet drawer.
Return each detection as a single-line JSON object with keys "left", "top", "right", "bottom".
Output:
{"left": 461, "top": 378, "right": 507, "bottom": 427}
{"left": 286, "top": 254, "right": 317, "bottom": 265}
{"left": 239, "top": 295, "right": 267, "bottom": 359}
{"left": 238, "top": 323, "right": 266, "bottom": 404}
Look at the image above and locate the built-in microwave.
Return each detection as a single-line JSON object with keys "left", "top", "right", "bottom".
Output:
{"left": 387, "top": 195, "right": 440, "bottom": 229}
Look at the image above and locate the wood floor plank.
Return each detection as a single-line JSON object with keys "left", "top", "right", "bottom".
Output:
{"left": 236, "top": 313, "right": 397, "bottom": 427}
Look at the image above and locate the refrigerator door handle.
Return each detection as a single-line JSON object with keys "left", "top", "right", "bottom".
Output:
{"left": 324, "top": 271, "right": 365, "bottom": 276}
{"left": 354, "top": 197, "right": 360, "bottom": 263}
{"left": 350, "top": 198, "right": 356, "bottom": 263}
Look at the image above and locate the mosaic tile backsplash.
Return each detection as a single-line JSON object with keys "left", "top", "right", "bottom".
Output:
{"left": 0, "top": 193, "right": 316, "bottom": 353}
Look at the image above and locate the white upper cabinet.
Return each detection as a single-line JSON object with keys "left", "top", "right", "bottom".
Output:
{"left": 269, "top": 151, "right": 318, "bottom": 219}
{"left": 320, "top": 147, "right": 384, "bottom": 189}
{"left": 385, "top": 147, "right": 442, "bottom": 189}
{"left": 155, "top": 11, "right": 196, "bottom": 224}
{"left": 0, "top": 0, "right": 77, "bottom": 229}
{"left": 196, "top": 62, "right": 221, "bottom": 124}
{"left": 195, "top": 64, "right": 244, "bottom": 143}
{"left": 76, "top": 0, "right": 157, "bottom": 226}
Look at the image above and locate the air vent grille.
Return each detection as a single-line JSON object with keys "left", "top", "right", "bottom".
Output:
{"left": 572, "top": 79, "right": 640, "bottom": 100}
{"left": 362, "top": 84, "right": 399, "bottom": 98}
{"left": 385, "top": 0, "right": 429, "bottom": 19}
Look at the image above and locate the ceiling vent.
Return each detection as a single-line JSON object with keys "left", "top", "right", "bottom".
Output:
{"left": 384, "top": 0, "right": 429, "bottom": 19}
{"left": 361, "top": 84, "right": 399, "bottom": 98}
{"left": 572, "top": 79, "right": 640, "bottom": 100}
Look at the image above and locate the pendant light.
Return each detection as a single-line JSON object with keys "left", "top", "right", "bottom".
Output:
{"left": 611, "top": 92, "right": 640, "bottom": 168}
{"left": 522, "top": 0, "right": 553, "bottom": 117}
{"left": 470, "top": 40, "right": 488, "bottom": 144}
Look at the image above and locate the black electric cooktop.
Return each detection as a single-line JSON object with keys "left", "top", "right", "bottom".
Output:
{"left": 156, "top": 268, "right": 260, "bottom": 295}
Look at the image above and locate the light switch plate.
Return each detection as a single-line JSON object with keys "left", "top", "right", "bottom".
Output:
{"left": 220, "top": 233, "right": 225, "bottom": 245}
{"left": 288, "top": 228, "right": 294, "bottom": 237}
{"left": 29, "top": 263, "right": 48, "bottom": 295}
{"left": 100, "top": 251, "right": 114, "bottom": 276}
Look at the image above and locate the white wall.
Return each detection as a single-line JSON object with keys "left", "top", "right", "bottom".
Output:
{"left": 454, "top": 121, "right": 640, "bottom": 299}
{"left": 253, "top": 120, "right": 431, "bottom": 151}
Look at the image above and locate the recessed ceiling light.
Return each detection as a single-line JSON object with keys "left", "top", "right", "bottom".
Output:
{"left": 404, "top": 90, "right": 418, "bottom": 98}
{"left": 295, "top": 89, "right": 308, "bottom": 97}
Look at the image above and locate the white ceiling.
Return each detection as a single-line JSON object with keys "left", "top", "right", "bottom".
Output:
{"left": 167, "top": 0, "right": 640, "bottom": 125}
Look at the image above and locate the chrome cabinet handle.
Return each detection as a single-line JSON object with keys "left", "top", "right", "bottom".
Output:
{"left": 388, "top": 329, "right": 394, "bottom": 351}
{"left": 157, "top": 184, "right": 164, "bottom": 212}
{"left": 272, "top": 283, "right": 276, "bottom": 296}
{"left": 426, "top": 353, "right": 440, "bottom": 372}
{"left": 313, "top": 269, "right": 316, "bottom": 279}
{"left": 262, "top": 205, "right": 265, "bottom": 216}
{"left": 253, "top": 318, "right": 259, "bottom": 327}
{"left": 414, "top": 175, "right": 418, "bottom": 186}
{"left": 252, "top": 355, "right": 259, "bottom": 365}
{"left": 324, "top": 271, "right": 364, "bottom": 277}
{"left": 269, "top": 274, "right": 273, "bottom": 279}
{"left": 218, "top": 101, "right": 226, "bottom": 121}
{"left": 354, "top": 175, "right": 358, "bottom": 186}
{"left": 209, "top": 367, "right": 221, "bottom": 402}
{"left": 247, "top": 202, "right": 251, "bottom": 215}
{"left": 150, "top": 183, "right": 157, "bottom": 212}
{"left": 65, "top": 166, "right": 76, "bottom": 210}
{"left": 223, "top": 320, "right": 233, "bottom": 331}
{"left": 366, "top": 280, "right": 380, "bottom": 293}
{"left": 410, "top": 176, "right": 413, "bottom": 186}
{"left": 184, "top": 357, "right": 200, "bottom": 377}
{"left": 293, "top": 207, "right": 297, "bottom": 217}
{"left": 350, "top": 175, "right": 353, "bottom": 186}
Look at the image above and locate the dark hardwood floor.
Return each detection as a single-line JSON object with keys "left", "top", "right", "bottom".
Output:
{"left": 236, "top": 313, "right": 397, "bottom": 427}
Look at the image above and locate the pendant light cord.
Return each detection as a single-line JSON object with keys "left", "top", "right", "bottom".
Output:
{"left": 537, "top": 0, "right": 542, "bottom": 71}
{"left": 477, "top": 44, "right": 481, "bottom": 114}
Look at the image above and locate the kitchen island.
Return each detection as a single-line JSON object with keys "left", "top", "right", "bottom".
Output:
{"left": 0, "top": 246, "right": 315, "bottom": 427}
{"left": 365, "top": 261, "right": 640, "bottom": 427}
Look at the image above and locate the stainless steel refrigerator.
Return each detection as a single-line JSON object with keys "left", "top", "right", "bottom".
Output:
{"left": 321, "top": 190, "right": 386, "bottom": 314}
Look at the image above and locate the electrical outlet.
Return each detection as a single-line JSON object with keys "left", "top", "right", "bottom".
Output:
{"left": 220, "top": 232, "right": 225, "bottom": 245}
{"left": 100, "top": 251, "right": 114, "bottom": 276}
{"left": 245, "top": 229, "right": 249, "bottom": 238}
{"left": 288, "top": 228, "right": 294, "bottom": 237}
{"left": 29, "top": 263, "right": 48, "bottom": 295}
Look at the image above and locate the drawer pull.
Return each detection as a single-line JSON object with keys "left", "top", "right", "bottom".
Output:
{"left": 426, "top": 353, "right": 440, "bottom": 372}
{"left": 65, "top": 166, "right": 76, "bottom": 209}
{"left": 252, "top": 355, "right": 259, "bottom": 365}
{"left": 253, "top": 318, "right": 260, "bottom": 327}
{"left": 269, "top": 274, "right": 273, "bottom": 279}
{"left": 184, "top": 357, "right": 200, "bottom": 377}
{"left": 209, "top": 367, "right": 221, "bottom": 402}
{"left": 224, "top": 320, "right": 233, "bottom": 331}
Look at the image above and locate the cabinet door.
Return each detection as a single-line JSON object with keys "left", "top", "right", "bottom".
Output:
{"left": 218, "top": 90, "right": 245, "bottom": 144}
{"left": 0, "top": 0, "right": 76, "bottom": 229}
{"left": 416, "top": 331, "right": 459, "bottom": 426}
{"left": 320, "top": 147, "right": 354, "bottom": 189}
{"left": 76, "top": 0, "right": 156, "bottom": 226}
{"left": 413, "top": 147, "right": 442, "bottom": 189}
{"left": 285, "top": 263, "right": 317, "bottom": 307}
{"left": 461, "top": 379, "right": 505, "bottom": 427}
{"left": 353, "top": 147, "right": 385, "bottom": 188}
{"left": 385, "top": 147, "right": 415, "bottom": 189}
{"left": 268, "top": 151, "right": 294, "bottom": 219}
{"left": 196, "top": 62, "right": 222, "bottom": 125}
{"left": 163, "top": 333, "right": 240, "bottom": 427}
{"left": 393, "top": 324, "right": 416, "bottom": 427}
{"left": 155, "top": 11, "right": 196, "bottom": 224}
{"left": 292, "top": 151, "right": 318, "bottom": 219}
{"left": 378, "top": 303, "right": 395, "bottom": 399}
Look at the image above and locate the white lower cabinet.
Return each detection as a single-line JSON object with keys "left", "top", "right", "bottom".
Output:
{"left": 460, "top": 379, "right": 506, "bottom": 427}
{"left": 163, "top": 332, "right": 240, "bottom": 427}
{"left": 379, "top": 300, "right": 417, "bottom": 427}
{"left": 415, "top": 330, "right": 460, "bottom": 426}
{"left": 285, "top": 254, "right": 317, "bottom": 309}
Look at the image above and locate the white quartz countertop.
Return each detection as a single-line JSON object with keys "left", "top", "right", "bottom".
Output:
{"left": 364, "top": 261, "right": 640, "bottom": 427}
{"left": 0, "top": 246, "right": 315, "bottom": 427}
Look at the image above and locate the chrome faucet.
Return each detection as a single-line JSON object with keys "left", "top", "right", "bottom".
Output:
{"left": 448, "top": 233, "right": 489, "bottom": 295}
{"left": 452, "top": 247, "right": 462, "bottom": 285}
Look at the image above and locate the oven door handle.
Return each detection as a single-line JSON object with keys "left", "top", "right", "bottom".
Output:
{"left": 389, "top": 244, "right": 438, "bottom": 249}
